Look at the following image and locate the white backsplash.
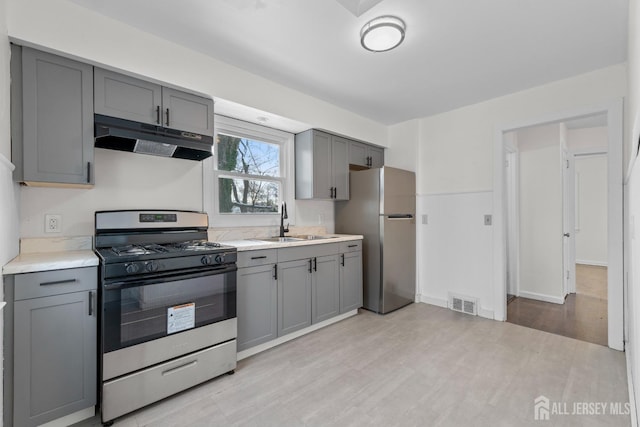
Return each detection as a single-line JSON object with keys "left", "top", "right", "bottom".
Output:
{"left": 20, "top": 236, "right": 93, "bottom": 254}
{"left": 208, "top": 225, "right": 327, "bottom": 242}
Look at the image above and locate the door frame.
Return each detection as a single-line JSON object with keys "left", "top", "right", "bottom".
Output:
{"left": 504, "top": 145, "right": 520, "bottom": 297}
{"left": 492, "top": 99, "right": 623, "bottom": 351}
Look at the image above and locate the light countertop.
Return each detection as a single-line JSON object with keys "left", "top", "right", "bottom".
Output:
{"left": 3, "top": 250, "right": 99, "bottom": 275}
{"left": 223, "top": 234, "right": 363, "bottom": 251}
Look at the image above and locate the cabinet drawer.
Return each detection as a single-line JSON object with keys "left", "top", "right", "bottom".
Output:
{"left": 278, "top": 243, "right": 340, "bottom": 262}
{"left": 14, "top": 267, "right": 96, "bottom": 301}
{"left": 237, "top": 249, "right": 277, "bottom": 268}
{"left": 102, "top": 340, "right": 236, "bottom": 422}
{"left": 340, "top": 240, "right": 362, "bottom": 253}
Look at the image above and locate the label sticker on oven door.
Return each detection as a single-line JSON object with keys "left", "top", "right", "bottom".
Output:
{"left": 167, "top": 303, "right": 195, "bottom": 334}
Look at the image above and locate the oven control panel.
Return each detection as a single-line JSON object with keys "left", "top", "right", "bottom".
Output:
{"left": 139, "top": 213, "right": 177, "bottom": 223}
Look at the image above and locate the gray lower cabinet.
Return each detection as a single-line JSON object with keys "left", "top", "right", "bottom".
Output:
{"left": 277, "top": 259, "right": 312, "bottom": 336}
{"left": 340, "top": 250, "right": 363, "bottom": 313}
{"left": 312, "top": 255, "right": 340, "bottom": 323}
{"left": 94, "top": 68, "right": 214, "bottom": 135}
{"left": 4, "top": 266, "right": 97, "bottom": 427}
{"left": 11, "top": 45, "right": 94, "bottom": 186}
{"left": 237, "top": 263, "right": 278, "bottom": 351}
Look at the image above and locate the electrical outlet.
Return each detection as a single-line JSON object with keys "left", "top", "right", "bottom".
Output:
{"left": 422, "top": 214, "right": 428, "bottom": 225}
{"left": 45, "top": 214, "right": 62, "bottom": 233}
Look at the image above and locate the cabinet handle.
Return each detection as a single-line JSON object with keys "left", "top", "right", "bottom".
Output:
{"left": 166, "top": 108, "right": 170, "bottom": 126}
{"left": 87, "top": 162, "right": 91, "bottom": 183}
{"left": 273, "top": 264, "right": 278, "bottom": 280}
{"left": 329, "top": 187, "right": 334, "bottom": 199}
{"left": 313, "top": 257, "right": 317, "bottom": 272}
{"left": 162, "top": 360, "right": 197, "bottom": 376}
{"left": 348, "top": 244, "right": 358, "bottom": 248}
{"left": 40, "top": 278, "right": 77, "bottom": 286}
{"left": 251, "top": 256, "right": 267, "bottom": 260}
{"left": 341, "top": 254, "right": 345, "bottom": 266}
{"left": 156, "top": 105, "right": 161, "bottom": 124}
{"left": 308, "top": 259, "right": 313, "bottom": 274}
{"left": 88, "top": 291, "right": 95, "bottom": 316}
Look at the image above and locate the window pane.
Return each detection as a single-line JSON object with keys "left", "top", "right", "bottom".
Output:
{"left": 217, "top": 134, "right": 280, "bottom": 177}
{"left": 218, "top": 177, "right": 279, "bottom": 214}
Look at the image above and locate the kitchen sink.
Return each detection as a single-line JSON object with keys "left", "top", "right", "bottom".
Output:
{"left": 256, "top": 237, "right": 304, "bottom": 243}
{"left": 288, "top": 234, "right": 336, "bottom": 240}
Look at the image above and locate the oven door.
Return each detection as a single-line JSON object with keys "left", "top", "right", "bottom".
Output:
{"left": 101, "top": 264, "right": 236, "bottom": 354}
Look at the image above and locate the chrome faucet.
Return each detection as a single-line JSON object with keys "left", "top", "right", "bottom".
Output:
{"left": 279, "top": 202, "right": 289, "bottom": 237}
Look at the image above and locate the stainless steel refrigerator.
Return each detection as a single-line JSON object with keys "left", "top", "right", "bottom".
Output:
{"left": 335, "top": 166, "right": 416, "bottom": 314}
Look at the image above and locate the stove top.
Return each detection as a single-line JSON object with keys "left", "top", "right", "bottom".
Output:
{"left": 97, "top": 240, "right": 234, "bottom": 263}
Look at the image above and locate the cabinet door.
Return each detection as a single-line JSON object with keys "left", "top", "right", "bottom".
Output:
{"left": 94, "top": 68, "right": 162, "bottom": 126}
{"left": 278, "top": 259, "right": 312, "bottom": 336}
{"left": 14, "top": 291, "right": 97, "bottom": 426}
{"left": 369, "top": 146, "right": 385, "bottom": 168}
{"left": 21, "top": 48, "right": 94, "bottom": 185}
{"left": 340, "top": 251, "right": 363, "bottom": 313}
{"left": 332, "top": 136, "right": 349, "bottom": 200}
{"left": 312, "top": 130, "right": 334, "bottom": 199}
{"left": 348, "top": 141, "right": 368, "bottom": 167}
{"left": 161, "top": 87, "right": 214, "bottom": 135}
{"left": 237, "top": 264, "right": 278, "bottom": 351}
{"left": 312, "top": 255, "right": 340, "bottom": 324}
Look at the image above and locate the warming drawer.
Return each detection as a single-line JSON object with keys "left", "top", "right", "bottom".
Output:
{"left": 102, "top": 339, "right": 236, "bottom": 422}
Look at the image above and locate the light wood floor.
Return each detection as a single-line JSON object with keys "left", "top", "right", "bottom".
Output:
{"left": 507, "top": 264, "right": 608, "bottom": 346}
{"left": 76, "top": 303, "right": 629, "bottom": 426}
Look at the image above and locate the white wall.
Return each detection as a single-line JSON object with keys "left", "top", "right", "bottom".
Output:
{"left": 418, "top": 65, "right": 625, "bottom": 317}
{"left": 575, "top": 155, "right": 608, "bottom": 266}
{"left": 386, "top": 119, "right": 419, "bottom": 173}
{"left": 518, "top": 125, "right": 564, "bottom": 302}
{"left": 626, "top": 0, "right": 640, "bottom": 422}
{"left": 567, "top": 126, "right": 609, "bottom": 152}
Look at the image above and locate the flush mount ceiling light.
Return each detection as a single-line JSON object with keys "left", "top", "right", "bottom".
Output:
{"left": 360, "top": 15, "right": 406, "bottom": 52}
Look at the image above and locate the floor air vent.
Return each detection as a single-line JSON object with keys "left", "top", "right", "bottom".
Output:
{"left": 449, "top": 293, "right": 477, "bottom": 316}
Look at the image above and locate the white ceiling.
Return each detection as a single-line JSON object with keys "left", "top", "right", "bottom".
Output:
{"left": 70, "top": 0, "right": 628, "bottom": 126}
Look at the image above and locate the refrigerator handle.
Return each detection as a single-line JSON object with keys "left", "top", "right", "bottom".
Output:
{"left": 386, "top": 214, "right": 414, "bottom": 220}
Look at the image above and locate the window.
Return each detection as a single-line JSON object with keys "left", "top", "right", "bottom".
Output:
{"left": 204, "top": 116, "right": 294, "bottom": 226}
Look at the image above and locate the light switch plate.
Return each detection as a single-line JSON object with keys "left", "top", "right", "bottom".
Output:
{"left": 422, "top": 214, "right": 428, "bottom": 225}
{"left": 484, "top": 215, "right": 492, "bottom": 226}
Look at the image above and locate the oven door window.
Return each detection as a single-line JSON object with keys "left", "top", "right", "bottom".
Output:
{"left": 103, "top": 269, "right": 236, "bottom": 353}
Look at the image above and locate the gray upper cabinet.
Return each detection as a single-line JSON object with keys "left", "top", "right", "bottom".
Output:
{"left": 94, "top": 68, "right": 162, "bottom": 126}
{"left": 11, "top": 46, "right": 94, "bottom": 186}
{"left": 94, "top": 68, "right": 214, "bottom": 135}
{"left": 237, "top": 262, "right": 278, "bottom": 352}
{"left": 4, "top": 267, "right": 97, "bottom": 427}
{"left": 348, "top": 140, "right": 384, "bottom": 169}
{"left": 312, "top": 254, "right": 340, "bottom": 324}
{"left": 295, "top": 129, "right": 349, "bottom": 200}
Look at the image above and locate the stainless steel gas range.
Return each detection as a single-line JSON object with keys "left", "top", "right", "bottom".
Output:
{"left": 94, "top": 210, "right": 237, "bottom": 424}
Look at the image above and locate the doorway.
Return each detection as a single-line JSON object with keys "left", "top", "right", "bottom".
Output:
{"left": 492, "top": 100, "right": 623, "bottom": 350}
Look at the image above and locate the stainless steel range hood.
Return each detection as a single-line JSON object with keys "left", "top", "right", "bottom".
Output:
{"left": 94, "top": 114, "right": 213, "bottom": 161}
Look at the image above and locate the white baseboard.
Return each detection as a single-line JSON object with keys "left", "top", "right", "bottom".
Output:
{"left": 576, "top": 260, "right": 608, "bottom": 267}
{"left": 518, "top": 290, "right": 564, "bottom": 304}
{"left": 627, "top": 348, "right": 639, "bottom": 427}
{"left": 237, "top": 309, "right": 358, "bottom": 361}
{"left": 418, "top": 295, "right": 494, "bottom": 320}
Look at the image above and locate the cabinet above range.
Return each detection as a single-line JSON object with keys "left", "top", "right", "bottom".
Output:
{"left": 94, "top": 68, "right": 214, "bottom": 136}
{"left": 294, "top": 129, "right": 384, "bottom": 201}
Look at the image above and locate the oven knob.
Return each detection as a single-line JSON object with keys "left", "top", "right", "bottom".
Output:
{"left": 201, "top": 255, "right": 212, "bottom": 265}
{"left": 215, "top": 254, "right": 225, "bottom": 264}
{"left": 125, "top": 263, "right": 139, "bottom": 274}
{"left": 145, "top": 261, "right": 159, "bottom": 272}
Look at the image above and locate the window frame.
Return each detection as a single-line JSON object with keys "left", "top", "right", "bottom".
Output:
{"left": 203, "top": 115, "right": 295, "bottom": 228}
